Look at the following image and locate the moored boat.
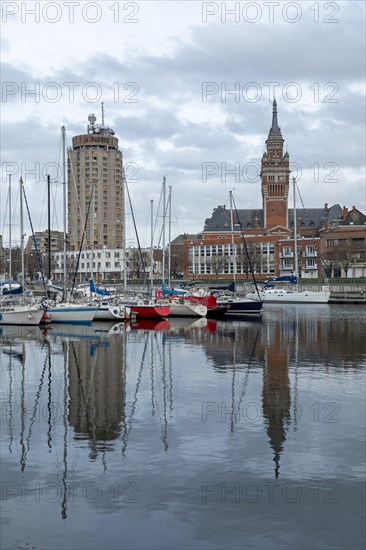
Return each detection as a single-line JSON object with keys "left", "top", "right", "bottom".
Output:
{"left": 216, "top": 296, "right": 263, "bottom": 317}
{"left": 245, "top": 285, "right": 330, "bottom": 304}
{"left": 87, "top": 300, "right": 131, "bottom": 321}
{"left": 130, "top": 304, "right": 170, "bottom": 319}
{"left": 167, "top": 298, "right": 207, "bottom": 318}
{"left": 0, "top": 301, "right": 44, "bottom": 326}
{"left": 46, "top": 303, "right": 97, "bottom": 324}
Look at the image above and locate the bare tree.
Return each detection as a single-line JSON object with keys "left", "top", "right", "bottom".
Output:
{"left": 237, "top": 243, "right": 262, "bottom": 278}
{"left": 323, "top": 241, "right": 359, "bottom": 278}
{"left": 207, "top": 255, "right": 229, "bottom": 278}
{"left": 127, "top": 248, "right": 150, "bottom": 278}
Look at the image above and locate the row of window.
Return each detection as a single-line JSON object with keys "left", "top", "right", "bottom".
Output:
{"left": 80, "top": 262, "right": 120, "bottom": 269}
{"left": 267, "top": 175, "right": 285, "bottom": 181}
{"left": 189, "top": 243, "right": 275, "bottom": 255}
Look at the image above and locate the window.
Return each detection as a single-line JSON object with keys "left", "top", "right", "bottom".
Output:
{"left": 268, "top": 176, "right": 275, "bottom": 181}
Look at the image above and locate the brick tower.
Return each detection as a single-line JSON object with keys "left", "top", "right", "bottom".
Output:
{"left": 261, "top": 99, "right": 290, "bottom": 230}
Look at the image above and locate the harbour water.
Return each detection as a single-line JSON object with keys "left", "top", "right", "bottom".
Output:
{"left": 1, "top": 305, "right": 365, "bottom": 550}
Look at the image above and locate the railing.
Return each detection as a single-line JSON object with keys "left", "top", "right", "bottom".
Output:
{"left": 279, "top": 252, "right": 293, "bottom": 258}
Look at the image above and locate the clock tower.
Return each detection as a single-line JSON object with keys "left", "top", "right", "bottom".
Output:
{"left": 261, "top": 99, "right": 290, "bottom": 230}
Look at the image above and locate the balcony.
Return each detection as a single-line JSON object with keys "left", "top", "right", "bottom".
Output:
{"left": 280, "top": 264, "right": 294, "bottom": 271}
{"left": 280, "top": 252, "right": 293, "bottom": 258}
{"left": 305, "top": 264, "right": 317, "bottom": 270}
{"left": 305, "top": 251, "right": 317, "bottom": 257}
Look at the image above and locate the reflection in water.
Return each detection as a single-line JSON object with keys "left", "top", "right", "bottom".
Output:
{"left": 262, "top": 322, "right": 291, "bottom": 479}
{"left": 68, "top": 336, "right": 126, "bottom": 454}
{"left": 1, "top": 308, "right": 365, "bottom": 548}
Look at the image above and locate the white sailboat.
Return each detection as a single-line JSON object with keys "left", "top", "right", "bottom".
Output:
{"left": 0, "top": 177, "right": 44, "bottom": 326}
{"left": 245, "top": 178, "right": 330, "bottom": 304}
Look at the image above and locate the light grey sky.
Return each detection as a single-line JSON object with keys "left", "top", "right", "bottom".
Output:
{"left": 1, "top": 1, "right": 365, "bottom": 247}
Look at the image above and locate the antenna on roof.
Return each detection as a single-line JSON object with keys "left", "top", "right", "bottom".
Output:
{"left": 101, "top": 102, "right": 105, "bottom": 126}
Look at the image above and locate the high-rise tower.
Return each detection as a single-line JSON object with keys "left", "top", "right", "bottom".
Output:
{"left": 261, "top": 99, "right": 290, "bottom": 230}
{"left": 67, "top": 112, "right": 124, "bottom": 251}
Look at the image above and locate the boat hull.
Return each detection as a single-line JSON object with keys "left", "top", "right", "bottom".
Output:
{"left": 130, "top": 305, "right": 170, "bottom": 319}
{"left": 0, "top": 305, "right": 44, "bottom": 326}
{"left": 47, "top": 305, "right": 97, "bottom": 324}
{"left": 168, "top": 302, "right": 207, "bottom": 317}
{"left": 218, "top": 299, "right": 263, "bottom": 317}
{"left": 246, "top": 289, "right": 330, "bottom": 304}
{"left": 93, "top": 304, "right": 130, "bottom": 321}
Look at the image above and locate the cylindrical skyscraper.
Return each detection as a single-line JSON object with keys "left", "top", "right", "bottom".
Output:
{"left": 67, "top": 112, "right": 124, "bottom": 251}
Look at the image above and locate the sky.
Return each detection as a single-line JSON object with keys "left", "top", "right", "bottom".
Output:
{"left": 1, "top": 0, "right": 365, "bottom": 248}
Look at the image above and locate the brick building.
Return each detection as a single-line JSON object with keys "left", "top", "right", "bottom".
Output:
{"left": 183, "top": 101, "right": 365, "bottom": 280}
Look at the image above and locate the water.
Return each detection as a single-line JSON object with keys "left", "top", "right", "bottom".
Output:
{"left": 1, "top": 305, "right": 365, "bottom": 550}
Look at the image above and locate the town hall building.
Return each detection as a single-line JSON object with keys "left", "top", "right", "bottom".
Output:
{"left": 182, "top": 100, "right": 365, "bottom": 280}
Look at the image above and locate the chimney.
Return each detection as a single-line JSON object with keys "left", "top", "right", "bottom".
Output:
{"left": 343, "top": 206, "right": 348, "bottom": 219}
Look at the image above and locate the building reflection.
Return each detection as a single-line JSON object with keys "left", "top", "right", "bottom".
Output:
{"left": 185, "top": 320, "right": 290, "bottom": 477}
{"left": 67, "top": 336, "right": 126, "bottom": 457}
{"left": 262, "top": 322, "right": 291, "bottom": 479}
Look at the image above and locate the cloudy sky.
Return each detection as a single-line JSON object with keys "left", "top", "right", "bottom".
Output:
{"left": 1, "top": 1, "right": 365, "bottom": 247}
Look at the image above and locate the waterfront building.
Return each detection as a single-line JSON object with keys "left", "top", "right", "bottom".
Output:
{"left": 67, "top": 111, "right": 124, "bottom": 252}
{"left": 183, "top": 101, "right": 365, "bottom": 280}
{"left": 319, "top": 206, "right": 366, "bottom": 278}
{"left": 25, "top": 230, "right": 64, "bottom": 255}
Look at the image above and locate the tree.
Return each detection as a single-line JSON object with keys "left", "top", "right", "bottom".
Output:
{"left": 323, "top": 240, "right": 359, "bottom": 278}
{"left": 237, "top": 243, "right": 263, "bottom": 278}
{"left": 206, "top": 255, "right": 229, "bottom": 278}
{"left": 127, "top": 248, "right": 150, "bottom": 278}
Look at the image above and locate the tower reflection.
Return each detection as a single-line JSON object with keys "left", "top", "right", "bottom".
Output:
{"left": 262, "top": 322, "right": 291, "bottom": 479}
{"left": 67, "top": 336, "right": 126, "bottom": 457}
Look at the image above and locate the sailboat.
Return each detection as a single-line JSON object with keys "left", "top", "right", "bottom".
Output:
{"left": 211, "top": 191, "right": 263, "bottom": 317}
{"left": 245, "top": 178, "right": 330, "bottom": 304}
{"left": 45, "top": 127, "right": 97, "bottom": 324}
{"left": 0, "top": 177, "right": 44, "bottom": 326}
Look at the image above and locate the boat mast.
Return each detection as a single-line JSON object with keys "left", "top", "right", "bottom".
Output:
{"left": 47, "top": 174, "right": 51, "bottom": 280}
{"left": 122, "top": 166, "right": 127, "bottom": 296}
{"left": 91, "top": 184, "right": 95, "bottom": 281}
{"left": 19, "top": 177, "right": 25, "bottom": 302}
{"left": 168, "top": 185, "right": 172, "bottom": 287}
{"left": 230, "top": 190, "right": 237, "bottom": 295}
{"left": 8, "top": 175, "right": 12, "bottom": 282}
{"left": 293, "top": 177, "right": 298, "bottom": 279}
{"left": 150, "top": 199, "right": 154, "bottom": 295}
{"left": 162, "top": 176, "right": 166, "bottom": 285}
{"left": 62, "top": 126, "right": 67, "bottom": 299}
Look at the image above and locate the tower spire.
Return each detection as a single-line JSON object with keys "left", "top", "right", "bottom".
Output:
{"left": 268, "top": 98, "right": 283, "bottom": 140}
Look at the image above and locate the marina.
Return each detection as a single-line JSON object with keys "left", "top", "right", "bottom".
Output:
{"left": 1, "top": 4, "right": 365, "bottom": 548}
{"left": 1, "top": 304, "right": 365, "bottom": 549}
